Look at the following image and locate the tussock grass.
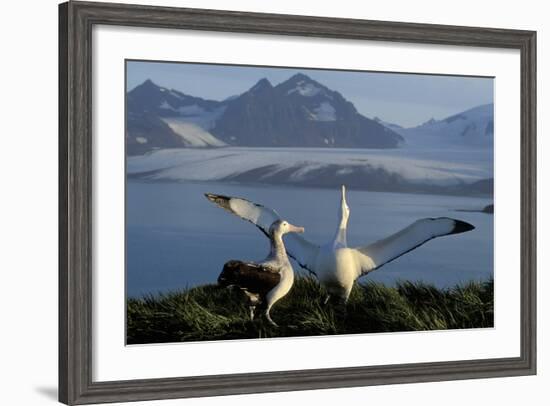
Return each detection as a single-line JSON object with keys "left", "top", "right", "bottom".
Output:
{"left": 127, "top": 277, "right": 493, "bottom": 344}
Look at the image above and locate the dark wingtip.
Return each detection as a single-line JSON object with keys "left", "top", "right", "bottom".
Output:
{"left": 451, "top": 219, "right": 475, "bottom": 234}
{"left": 204, "top": 193, "right": 232, "bottom": 210}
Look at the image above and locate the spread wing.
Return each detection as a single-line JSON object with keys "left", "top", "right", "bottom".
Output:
{"left": 205, "top": 193, "right": 319, "bottom": 275}
{"left": 353, "top": 217, "right": 475, "bottom": 276}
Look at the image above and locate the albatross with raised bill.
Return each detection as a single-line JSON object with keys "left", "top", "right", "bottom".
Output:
{"left": 205, "top": 186, "right": 475, "bottom": 304}
{"left": 211, "top": 208, "right": 305, "bottom": 326}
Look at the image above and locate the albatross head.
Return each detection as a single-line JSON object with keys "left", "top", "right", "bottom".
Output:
{"left": 270, "top": 220, "right": 305, "bottom": 237}
{"left": 340, "top": 185, "right": 350, "bottom": 224}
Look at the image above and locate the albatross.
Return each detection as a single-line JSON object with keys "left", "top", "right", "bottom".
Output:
{"left": 205, "top": 187, "right": 475, "bottom": 304}
{"left": 215, "top": 216, "right": 305, "bottom": 326}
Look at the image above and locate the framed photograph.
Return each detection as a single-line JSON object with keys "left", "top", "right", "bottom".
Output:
{"left": 59, "top": 1, "right": 536, "bottom": 404}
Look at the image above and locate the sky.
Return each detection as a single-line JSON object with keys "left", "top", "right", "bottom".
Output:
{"left": 127, "top": 60, "right": 494, "bottom": 128}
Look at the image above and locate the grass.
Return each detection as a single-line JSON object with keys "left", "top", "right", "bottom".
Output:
{"left": 127, "top": 277, "right": 494, "bottom": 344}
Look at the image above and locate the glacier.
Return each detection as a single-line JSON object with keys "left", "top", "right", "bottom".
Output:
{"left": 127, "top": 146, "right": 493, "bottom": 196}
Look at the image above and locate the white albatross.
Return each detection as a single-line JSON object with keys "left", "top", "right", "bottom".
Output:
{"left": 205, "top": 187, "right": 475, "bottom": 303}
{"left": 216, "top": 218, "right": 305, "bottom": 326}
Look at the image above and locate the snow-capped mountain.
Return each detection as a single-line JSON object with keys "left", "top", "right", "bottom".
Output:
{"left": 126, "top": 74, "right": 404, "bottom": 154}
{"left": 211, "top": 73, "right": 403, "bottom": 148}
{"left": 126, "top": 76, "right": 492, "bottom": 156}
{"left": 127, "top": 79, "right": 225, "bottom": 127}
{"left": 396, "top": 104, "right": 494, "bottom": 149}
{"left": 126, "top": 79, "right": 228, "bottom": 154}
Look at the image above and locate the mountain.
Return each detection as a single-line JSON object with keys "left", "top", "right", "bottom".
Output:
{"left": 127, "top": 79, "right": 225, "bottom": 126}
{"left": 396, "top": 104, "right": 494, "bottom": 148}
{"left": 126, "top": 80, "right": 227, "bottom": 155}
{"left": 126, "top": 110, "right": 184, "bottom": 156}
{"left": 211, "top": 74, "right": 404, "bottom": 148}
{"left": 126, "top": 74, "right": 404, "bottom": 154}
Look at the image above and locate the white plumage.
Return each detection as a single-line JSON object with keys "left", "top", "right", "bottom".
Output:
{"left": 206, "top": 186, "right": 475, "bottom": 303}
{"left": 208, "top": 195, "right": 304, "bottom": 326}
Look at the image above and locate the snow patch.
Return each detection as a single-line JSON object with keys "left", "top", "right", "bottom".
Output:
{"left": 399, "top": 104, "right": 494, "bottom": 149}
{"left": 157, "top": 103, "right": 226, "bottom": 130}
{"left": 288, "top": 163, "right": 325, "bottom": 181}
{"left": 159, "top": 101, "right": 175, "bottom": 111}
{"left": 136, "top": 137, "right": 148, "bottom": 144}
{"left": 128, "top": 146, "right": 492, "bottom": 186}
{"left": 311, "top": 102, "right": 336, "bottom": 121}
{"left": 176, "top": 106, "right": 226, "bottom": 130}
{"left": 287, "top": 81, "right": 321, "bottom": 97}
{"left": 337, "top": 168, "right": 353, "bottom": 175}
{"left": 162, "top": 118, "right": 226, "bottom": 148}
{"left": 176, "top": 104, "right": 206, "bottom": 116}
{"left": 170, "top": 90, "right": 184, "bottom": 99}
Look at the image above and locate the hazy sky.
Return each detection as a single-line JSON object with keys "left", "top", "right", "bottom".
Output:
{"left": 127, "top": 60, "right": 494, "bottom": 128}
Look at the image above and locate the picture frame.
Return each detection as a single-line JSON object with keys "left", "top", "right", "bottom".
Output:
{"left": 59, "top": 1, "right": 536, "bottom": 404}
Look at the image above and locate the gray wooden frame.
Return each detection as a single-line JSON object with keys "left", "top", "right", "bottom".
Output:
{"left": 59, "top": 1, "right": 537, "bottom": 404}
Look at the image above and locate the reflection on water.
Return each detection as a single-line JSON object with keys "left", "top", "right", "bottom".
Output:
{"left": 127, "top": 180, "right": 493, "bottom": 298}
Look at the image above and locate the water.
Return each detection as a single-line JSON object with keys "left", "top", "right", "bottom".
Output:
{"left": 126, "top": 180, "right": 493, "bottom": 298}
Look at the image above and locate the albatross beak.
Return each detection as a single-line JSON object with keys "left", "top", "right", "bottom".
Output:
{"left": 288, "top": 223, "right": 305, "bottom": 234}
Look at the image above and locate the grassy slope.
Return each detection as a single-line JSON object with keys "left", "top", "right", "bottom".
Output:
{"left": 127, "top": 277, "right": 493, "bottom": 344}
